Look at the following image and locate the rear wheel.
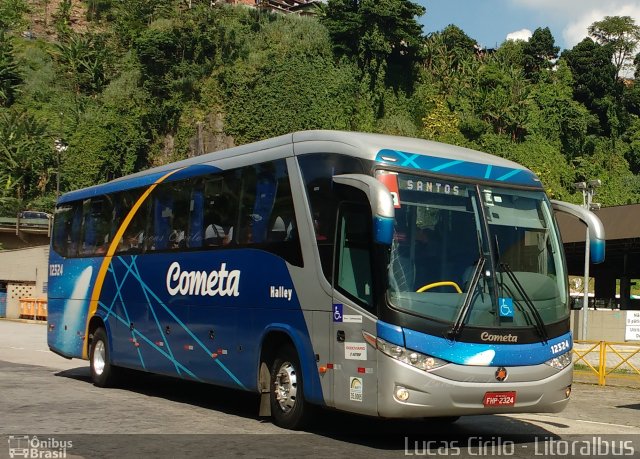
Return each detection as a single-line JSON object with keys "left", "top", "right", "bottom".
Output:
{"left": 90, "top": 327, "right": 119, "bottom": 387}
{"left": 270, "top": 345, "right": 309, "bottom": 430}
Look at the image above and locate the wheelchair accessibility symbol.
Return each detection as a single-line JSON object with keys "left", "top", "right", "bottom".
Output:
{"left": 499, "top": 297, "right": 514, "bottom": 318}
{"left": 333, "top": 304, "right": 343, "bottom": 322}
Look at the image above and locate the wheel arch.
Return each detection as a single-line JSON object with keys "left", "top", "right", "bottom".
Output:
{"left": 258, "top": 324, "right": 324, "bottom": 406}
{"left": 86, "top": 314, "right": 114, "bottom": 358}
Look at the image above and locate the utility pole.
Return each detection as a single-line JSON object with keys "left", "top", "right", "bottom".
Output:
{"left": 54, "top": 139, "right": 68, "bottom": 198}
{"left": 573, "top": 179, "right": 601, "bottom": 340}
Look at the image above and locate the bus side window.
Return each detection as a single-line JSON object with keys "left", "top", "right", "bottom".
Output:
{"left": 80, "top": 197, "right": 113, "bottom": 256}
{"left": 52, "top": 202, "right": 81, "bottom": 258}
{"left": 298, "top": 153, "right": 370, "bottom": 283}
{"left": 334, "top": 201, "right": 374, "bottom": 309}
{"left": 113, "top": 189, "right": 147, "bottom": 254}
{"left": 188, "top": 185, "right": 204, "bottom": 249}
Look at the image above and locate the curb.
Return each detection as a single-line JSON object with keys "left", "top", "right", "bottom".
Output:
{"left": 0, "top": 318, "right": 46, "bottom": 325}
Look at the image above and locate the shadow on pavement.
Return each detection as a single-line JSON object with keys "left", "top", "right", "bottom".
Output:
{"left": 54, "top": 365, "right": 561, "bottom": 453}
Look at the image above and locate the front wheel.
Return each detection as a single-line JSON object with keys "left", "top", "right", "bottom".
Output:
{"left": 90, "top": 327, "right": 120, "bottom": 387}
{"left": 270, "top": 345, "right": 309, "bottom": 430}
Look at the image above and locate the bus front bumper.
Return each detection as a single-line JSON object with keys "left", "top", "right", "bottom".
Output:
{"left": 377, "top": 355, "right": 573, "bottom": 418}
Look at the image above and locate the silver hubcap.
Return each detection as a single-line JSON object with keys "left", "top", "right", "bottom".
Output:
{"left": 274, "top": 361, "right": 297, "bottom": 413}
{"left": 93, "top": 340, "right": 106, "bottom": 376}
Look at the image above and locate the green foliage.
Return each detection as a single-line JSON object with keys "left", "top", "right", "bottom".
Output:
{"left": 51, "top": 32, "right": 111, "bottom": 95}
{"left": 0, "top": 0, "right": 29, "bottom": 30}
{"left": 0, "top": 30, "right": 23, "bottom": 107}
{"left": 0, "top": 2, "right": 637, "bottom": 208}
{"left": 53, "top": 0, "right": 73, "bottom": 39}
{"left": 322, "top": 0, "right": 425, "bottom": 91}
{"left": 222, "top": 15, "right": 359, "bottom": 144}
{"left": 588, "top": 15, "right": 640, "bottom": 78}
{"left": 522, "top": 27, "right": 559, "bottom": 80}
{"left": 112, "top": 0, "right": 177, "bottom": 45}
{"left": 562, "top": 38, "right": 621, "bottom": 135}
{"left": 0, "top": 110, "right": 54, "bottom": 202}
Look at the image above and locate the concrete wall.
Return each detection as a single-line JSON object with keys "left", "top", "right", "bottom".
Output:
{"left": 571, "top": 309, "right": 632, "bottom": 342}
{"left": 0, "top": 246, "right": 49, "bottom": 318}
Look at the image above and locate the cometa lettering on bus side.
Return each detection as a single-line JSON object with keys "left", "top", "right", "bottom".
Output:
{"left": 166, "top": 262, "right": 240, "bottom": 297}
{"left": 480, "top": 332, "right": 518, "bottom": 343}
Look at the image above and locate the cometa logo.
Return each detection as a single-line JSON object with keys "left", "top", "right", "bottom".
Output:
{"left": 166, "top": 262, "right": 240, "bottom": 297}
{"left": 480, "top": 332, "right": 518, "bottom": 343}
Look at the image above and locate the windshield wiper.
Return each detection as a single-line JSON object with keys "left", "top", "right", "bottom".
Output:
{"left": 447, "top": 256, "right": 486, "bottom": 341}
{"left": 498, "top": 263, "right": 549, "bottom": 343}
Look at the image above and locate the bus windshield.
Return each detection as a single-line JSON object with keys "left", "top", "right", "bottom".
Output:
{"left": 385, "top": 171, "right": 568, "bottom": 329}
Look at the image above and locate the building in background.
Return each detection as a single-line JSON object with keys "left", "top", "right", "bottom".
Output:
{"left": 0, "top": 246, "right": 49, "bottom": 319}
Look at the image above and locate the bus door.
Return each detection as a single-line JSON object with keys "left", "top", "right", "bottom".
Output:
{"left": 331, "top": 201, "right": 378, "bottom": 415}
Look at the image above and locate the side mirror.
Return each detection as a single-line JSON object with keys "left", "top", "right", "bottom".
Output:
{"left": 332, "top": 174, "right": 395, "bottom": 245}
{"left": 551, "top": 200, "right": 605, "bottom": 264}
{"left": 570, "top": 296, "right": 583, "bottom": 310}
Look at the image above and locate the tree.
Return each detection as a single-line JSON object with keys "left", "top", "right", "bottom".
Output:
{"left": 321, "top": 0, "right": 425, "bottom": 88}
{"left": 0, "top": 30, "right": 22, "bottom": 107}
{"left": 51, "top": 32, "right": 110, "bottom": 96}
{"left": 0, "top": 111, "right": 54, "bottom": 202}
{"left": 588, "top": 16, "right": 640, "bottom": 78}
{"left": 522, "top": 27, "right": 559, "bottom": 80}
{"left": 562, "top": 38, "right": 620, "bottom": 135}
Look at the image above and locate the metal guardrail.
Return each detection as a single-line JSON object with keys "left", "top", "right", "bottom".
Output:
{"left": 573, "top": 340, "right": 640, "bottom": 386}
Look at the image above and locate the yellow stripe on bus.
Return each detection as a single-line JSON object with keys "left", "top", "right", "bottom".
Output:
{"left": 82, "top": 168, "right": 184, "bottom": 359}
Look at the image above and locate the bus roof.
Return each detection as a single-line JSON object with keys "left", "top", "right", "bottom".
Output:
{"left": 58, "top": 130, "right": 540, "bottom": 204}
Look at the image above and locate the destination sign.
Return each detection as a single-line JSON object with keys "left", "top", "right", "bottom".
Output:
{"left": 399, "top": 177, "right": 469, "bottom": 196}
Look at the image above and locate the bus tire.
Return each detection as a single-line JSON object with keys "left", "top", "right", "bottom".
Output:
{"left": 90, "top": 327, "right": 119, "bottom": 388}
{"left": 270, "top": 345, "right": 309, "bottom": 430}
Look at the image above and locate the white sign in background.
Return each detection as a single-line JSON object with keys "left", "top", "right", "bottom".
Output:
{"left": 625, "top": 311, "right": 640, "bottom": 341}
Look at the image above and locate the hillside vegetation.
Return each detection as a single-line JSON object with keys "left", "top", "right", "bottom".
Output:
{"left": 2, "top": 0, "right": 640, "bottom": 214}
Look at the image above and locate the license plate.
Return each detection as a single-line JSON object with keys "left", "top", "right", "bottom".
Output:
{"left": 483, "top": 391, "right": 516, "bottom": 407}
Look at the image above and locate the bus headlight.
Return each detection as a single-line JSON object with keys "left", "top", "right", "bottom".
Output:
{"left": 544, "top": 351, "right": 572, "bottom": 370}
{"left": 376, "top": 336, "right": 448, "bottom": 371}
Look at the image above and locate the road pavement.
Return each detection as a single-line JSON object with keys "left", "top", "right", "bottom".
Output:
{"left": 1, "top": 320, "right": 639, "bottom": 458}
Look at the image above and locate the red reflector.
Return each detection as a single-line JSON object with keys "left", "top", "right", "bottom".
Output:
{"left": 357, "top": 367, "right": 366, "bottom": 373}
{"left": 326, "top": 363, "right": 334, "bottom": 369}
{"left": 483, "top": 391, "right": 516, "bottom": 407}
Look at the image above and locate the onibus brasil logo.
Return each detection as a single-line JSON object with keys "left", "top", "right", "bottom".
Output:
{"left": 8, "top": 436, "right": 72, "bottom": 458}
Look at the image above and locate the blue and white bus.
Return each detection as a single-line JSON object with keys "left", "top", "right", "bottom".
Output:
{"left": 48, "top": 130, "right": 604, "bottom": 429}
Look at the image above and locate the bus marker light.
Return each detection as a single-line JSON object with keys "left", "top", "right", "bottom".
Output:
{"left": 319, "top": 366, "right": 327, "bottom": 374}
{"left": 212, "top": 353, "right": 218, "bottom": 359}
{"left": 362, "top": 331, "right": 377, "bottom": 348}
{"left": 184, "top": 345, "right": 194, "bottom": 351}
{"left": 326, "top": 363, "right": 334, "bottom": 369}
{"left": 357, "top": 367, "right": 365, "bottom": 373}
{"left": 155, "top": 341, "right": 164, "bottom": 347}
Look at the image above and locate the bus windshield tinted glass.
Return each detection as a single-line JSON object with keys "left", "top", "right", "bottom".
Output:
{"left": 385, "top": 172, "right": 568, "bottom": 328}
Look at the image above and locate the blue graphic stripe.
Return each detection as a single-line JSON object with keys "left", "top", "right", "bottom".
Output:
{"left": 484, "top": 165, "right": 492, "bottom": 179}
{"left": 497, "top": 169, "right": 522, "bottom": 181}
{"left": 98, "top": 301, "right": 199, "bottom": 380}
{"left": 403, "top": 326, "right": 572, "bottom": 366}
{"left": 108, "top": 256, "right": 146, "bottom": 370}
{"left": 118, "top": 257, "right": 247, "bottom": 389}
{"left": 129, "top": 259, "right": 182, "bottom": 376}
{"left": 376, "top": 149, "right": 542, "bottom": 187}
{"left": 431, "top": 159, "right": 463, "bottom": 172}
